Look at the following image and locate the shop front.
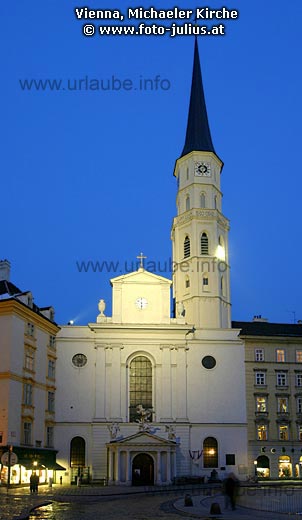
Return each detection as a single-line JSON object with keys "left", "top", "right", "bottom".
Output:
{"left": 0, "top": 446, "right": 65, "bottom": 486}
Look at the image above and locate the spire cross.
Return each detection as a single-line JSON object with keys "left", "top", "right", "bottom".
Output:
{"left": 137, "top": 252, "right": 147, "bottom": 269}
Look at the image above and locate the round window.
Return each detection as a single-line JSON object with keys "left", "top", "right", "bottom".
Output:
{"left": 201, "top": 355, "right": 216, "bottom": 370}
{"left": 72, "top": 353, "right": 87, "bottom": 368}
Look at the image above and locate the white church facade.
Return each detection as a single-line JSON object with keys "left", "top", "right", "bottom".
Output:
{"left": 54, "top": 41, "right": 248, "bottom": 485}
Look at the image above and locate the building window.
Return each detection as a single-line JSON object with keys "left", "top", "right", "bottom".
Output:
{"left": 48, "top": 391, "right": 55, "bottom": 412}
{"left": 23, "top": 383, "right": 33, "bottom": 406}
{"left": 184, "top": 235, "right": 190, "bottom": 258}
{"left": 279, "top": 425, "right": 289, "bottom": 441}
{"left": 185, "top": 276, "right": 190, "bottom": 289}
{"left": 256, "top": 396, "right": 267, "bottom": 412}
{"left": 129, "top": 356, "right": 152, "bottom": 422}
{"left": 26, "top": 322, "right": 35, "bottom": 337}
{"left": 276, "top": 372, "right": 287, "bottom": 387}
{"left": 70, "top": 436, "right": 85, "bottom": 467}
{"left": 296, "top": 351, "right": 302, "bottom": 363}
{"left": 186, "top": 167, "right": 189, "bottom": 180}
{"left": 23, "top": 422, "right": 32, "bottom": 445}
{"left": 203, "top": 437, "right": 218, "bottom": 468}
{"left": 298, "top": 425, "right": 302, "bottom": 441}
{"left": 200, "top": 233, "right": 209, "bottom": 255}
{"left": 276, "top": 349, "right": 285, "bottom": 362}
{"left": 202, "top": 276, "right": 209, "bottom": 291}
{"left": 297, "top": 397, "right": 302, "bottom": 413}
{"left": 255, "top": 349, "right": 264, "bottom": 362}
{"left": 49, "top": 336, "right": 56, "bottom": 349}
{"left": 277, "top": 397, "right": 288, "bottom": 413}
{"left": 24, "top": 348, "right": 35, "bottom": 372}
{"left": 46, "top": 426, "right": 54, "bottom": 447}
{"left": 185, "top": 196, "right": 190, "bottom": 211}
{"left": 48, "top": 360, "right": 56, "bottom": 379}
{"left": 255, "top": 372, "right": 266, "bottom": 386}
{"left": 296, "top": 374, "right": 302, "bottom": 387}
{"left": 200, "top": 193, "right": 206, "bottom": 208}
{"left": 257, "top": 424, "right": 268, "bottom": 440}
{"left": 214, "top": 195, "right": 217, "bottom": 209}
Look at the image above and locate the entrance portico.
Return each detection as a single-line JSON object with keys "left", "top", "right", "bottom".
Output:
{"left": 107, "top": 431, "right": 177, "bottom": 485}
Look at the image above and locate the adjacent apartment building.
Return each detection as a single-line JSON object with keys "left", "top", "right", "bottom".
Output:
{"left": 234, "top": 317, "right": 302, "bottom": 479}
{"left": 0, "top": 260, "right": 61, "bottom": 485}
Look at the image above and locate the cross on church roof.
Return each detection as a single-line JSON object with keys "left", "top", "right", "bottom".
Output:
{"left": 136, "top": 252, "right": 147, "bottom": 269}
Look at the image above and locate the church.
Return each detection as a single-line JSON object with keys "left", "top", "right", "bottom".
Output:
{"left": 2, "top": 39, "right": 302, "bottom": 487}
{"left": 54, "top": 40, "right": 248, "bottom": 485}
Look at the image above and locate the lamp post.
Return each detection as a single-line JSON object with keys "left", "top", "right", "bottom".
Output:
{"left": 254, "top": 460, "right": 258, "bottom": 480}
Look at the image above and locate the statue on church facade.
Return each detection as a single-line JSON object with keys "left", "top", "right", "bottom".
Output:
{"left": 107, "top": 422, "right": 120, "bottom": 440}
{"left": 165, "top": 424, "right": 176, "bottom": 440}
{"left": 136, "top": 404, "right": 154, "bottom": 432}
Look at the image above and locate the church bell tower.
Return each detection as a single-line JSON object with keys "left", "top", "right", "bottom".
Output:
{"left": 171, "top": 40, "right": 231, "bottom": 329}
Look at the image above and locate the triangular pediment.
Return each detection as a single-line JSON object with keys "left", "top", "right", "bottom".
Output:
{"left": 108, "top": 431, "right": 176, "bottom": 447}
{"left": 110, "top": 268, "right": 171, "bottom": 287}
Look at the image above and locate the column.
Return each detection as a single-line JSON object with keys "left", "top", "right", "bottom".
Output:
{"left": 126, "top": 451, "right": 131, "bottom": 485}
{"left": 156, "top": 451, "right": 162, "bottom": 484}
{"left": 160, "top": 346, "right": 173, "bottom": 421}
{"left": 94, "top": 345, "right": 106, "bottom": 420}
{"left": 114, "top": 449, "right": 119, "bottom": 483}
{"left": 175, "top": 346, "right": 189, "bottom": 421}
{"left": 166, "top": 451, "right": 171, "bottom": 483}
{"left": 109, "top": 344, "right": 124, "bottom": 421}
{"left": 108, "top": 449, "right": 113, "bottom": 484}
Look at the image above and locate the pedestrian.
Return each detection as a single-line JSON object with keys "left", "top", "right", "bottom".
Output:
{"left": 223, "top": 472, "right": 239, "bottom": 510}
{"left": 60, "top": 475, "right": 63, "bottom": 485}
{"left": 33, "top": 473, "right": 39, "bottom": 493}
{"left": 30, "top": 473, "right": 35, "bottom": 493}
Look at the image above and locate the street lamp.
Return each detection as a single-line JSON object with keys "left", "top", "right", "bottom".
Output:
{"left": 253, "top": 460, "right": 257, "bottom": 478}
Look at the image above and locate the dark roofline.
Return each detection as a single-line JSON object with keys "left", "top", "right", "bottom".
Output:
{"left": 232, "top": 320, "right": 302, "bottom": 338}
{"left": 0, "top": 295, "right": 59, "bottom": 328}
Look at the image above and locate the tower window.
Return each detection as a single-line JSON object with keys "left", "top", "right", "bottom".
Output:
{"left": 221, "top": 276, "right": 225, "bottom": 296}
{"left": 184, "top": 236, "right": 191, "bottom": 258}
{"left": 186, "top": 167, "right": 189, "bottom": 180}
{"left": 185, "top": 276, "right": 190, "bottom": 289}
{"left": 214, "top": 195, "right": 217, "bottom": 209}
{"left": 200, "top": 233, "right": 209, "bottom": 255}
{"left": 200, "top": 193, "right": 206, "bottom": 208}
{"left": 186, "top": 196, "right": 190, "bottom": 211}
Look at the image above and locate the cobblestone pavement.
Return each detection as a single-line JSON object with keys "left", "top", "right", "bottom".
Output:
{"left": 1, "top": 484, "right": 302, "bottom": 520}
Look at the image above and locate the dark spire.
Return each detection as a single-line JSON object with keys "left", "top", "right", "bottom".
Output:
{"left": 181, "top": 39, "right": 215, "bottom": 157}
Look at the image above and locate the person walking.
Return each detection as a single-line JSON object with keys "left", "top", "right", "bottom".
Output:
{"left": 223, "top": 472, "right": 239, "bottom": 510}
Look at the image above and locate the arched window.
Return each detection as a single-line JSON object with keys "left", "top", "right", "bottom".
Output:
{"left": 185, "top": 275, "right": 190, "bottom": 290}
{"left": 186, "top": 167, "right": 189, "bottom": 180}
{"left": 184, "top": 236, "right": 190, "bottom": 258}
{"left": 200, "top": 193, "right": 206, "bottom": 208}
{"left": 214, "top": 195, "right": 217, "bottom": 209}
{"left": 186, "top": 196, "right": 190, "bottom": 211}
{"left": 200, "top": 233, "right": 209, "bottom": 255}
{"left": 70, "top": 436, "right": 85, "bottom": 467}
{"left": 203, "top": 437, "right": 218, "bottom": 468}
{"left": 129, "top": 356, "right": 152, "bottom": 422}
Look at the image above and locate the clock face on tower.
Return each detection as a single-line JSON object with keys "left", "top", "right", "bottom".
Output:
{"left": 194, "top": 162, "right": 211, "bottom": 177}
{"left": 135, "top": 297, "right": 148, "bottom": 309}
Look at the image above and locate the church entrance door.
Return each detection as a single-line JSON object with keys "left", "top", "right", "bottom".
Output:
{"left": 132, "top": 453, "right": 154, "bottom": 486}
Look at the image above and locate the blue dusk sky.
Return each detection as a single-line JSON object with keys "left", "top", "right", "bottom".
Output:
{"left": 1, "top": 1, "right": 302, "bottom": 325}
